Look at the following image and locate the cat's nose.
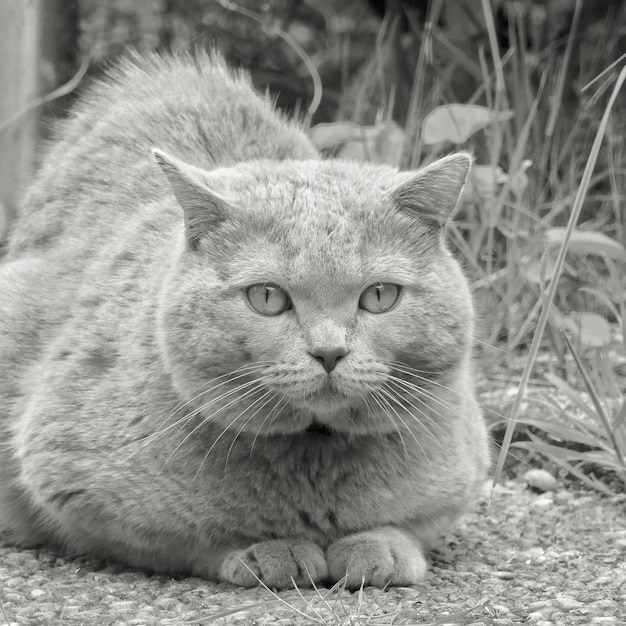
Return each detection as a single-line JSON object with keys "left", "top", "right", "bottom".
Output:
{"left": 309, "top": 347, "right": 348, "bottom": 373}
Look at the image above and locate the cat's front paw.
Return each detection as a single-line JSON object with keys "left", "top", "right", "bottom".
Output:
{"left": 326, "top": 527, "right": 427, "bottom": 589}
{"left": 219, "top": 539, "right": 327, "bottom": 589}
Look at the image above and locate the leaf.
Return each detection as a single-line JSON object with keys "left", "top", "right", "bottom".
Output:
{"left": 614, "top": 397, "right": 626, "bottom": 430}
{"left": 516, "top": 440, "right": 622, "bottom": 473}
{"left": 544, "top": 372, "right": 597, "bottom": 421}
{"left": 578, "top": 287, "right": 621, "bottom": 321}
{"left": 430, "top": 599, "right": 491, "bottom": 624}
{"left": 466, "top": 164, "right": 508, "bottom": 201}
{"left": 516, "top": 418, "right": 610, "bottom": 450}
{"left": 309, "top": 121, "right": 362, "bottom": 150}
{"left": 509, "top": 159, "right": 533, "bottom": 201}
{"left": 514, "top": 436, "right": 620, "bottom": 496}
{"left": 522, "top": 252, "right": 558, "bottom": 284}
{"left": 309, "top": 121, "right": 405, "bottom": 166}
{"left": 421, "top": 104, "right": 513, "bottom": 145}
{"left": 203, "top": 600, "right": 279, "bottom": 620}
{"left": 539, "top": 393, "right": 608, "bottom": 438}
{"left": 563, "top": 312, "right": 612, "bottom": 348}
{"left": 544, "top": 228, "right": 626, "bottom": 262}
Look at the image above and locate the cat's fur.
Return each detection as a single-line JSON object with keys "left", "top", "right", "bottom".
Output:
{"left": 0, "top": 51, "right": 488, "bottom": 589}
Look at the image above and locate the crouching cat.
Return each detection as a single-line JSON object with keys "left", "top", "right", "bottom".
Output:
{"left": 0, "top": 51, "right": 488, "bottom": 589}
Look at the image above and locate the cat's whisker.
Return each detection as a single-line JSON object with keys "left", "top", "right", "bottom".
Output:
{"left": 192, "top": 375, "right": 275, "bottom": 422}
{"left": 250, "top": 396, "right": 287, "bottom": 456}
{"left": 383, "top": 379, "right": 450, "bottom": 444}
{"left": 386, "top": 374, "right": 462, "bottom": 423}
{"left": 387, "top": 361, "right": 477, "bottom": 403}
{"left": 266, "top": 401, "right": 295, "bottom": 435}
{"left": 149, "top": 379, "right": 272, "bottom": 486}
{"left": 385, "top": 374, "right": 456, "bottom": 424}
{"left": 198, "top": 387, "right": 281, "bottom": 476}
{"left": 365, "top": 386, "right": 409, "bottom": 462}
{"left": 357, "top": 389, "right": 376, "bottom": 422}
{"left": 149, "top": 362, "right": 272, "bottom": 439}
{"left": 456, "top": 328, "right": 513, "bottom": 355}
{"left": 148, "top": 367, "right": 275, "bottom": 443}
{"left": 130, "top": 373, "right": 271, "bottom": 457}
{"left": 130, "top": 364, "right": 271, "bottom": 453}
{"left": 386, "top": 360, "right": 503, "bottom": 418}
{"left": 368, "top": 385, "right": 415, "bottom": 457}
{"left": 377, "top": 383, "right": 434, "bottom": 467}
{"left": 222, "top": 390, "right": 279, "bottom": 473}
{"left": 385, "top": 360, "right": 448, "bottom": 377}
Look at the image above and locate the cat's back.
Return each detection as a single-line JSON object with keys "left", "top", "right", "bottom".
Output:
{"left": 7, "top": 51, "right": 317, "bottom": 257}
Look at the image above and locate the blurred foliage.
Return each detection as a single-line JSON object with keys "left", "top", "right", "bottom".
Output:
{"left": 74, "top": 0, "right": 625, "bottom": 125}
{"left": 78, "top": 0, "right": 381, "bottom": 121}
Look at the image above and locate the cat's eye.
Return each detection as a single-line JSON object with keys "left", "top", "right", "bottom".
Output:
{"left": 245, "top": 283, "right": 291, "bottom": 316}
{"left": 359, "top": 283, "right": 401, "bottom": 313}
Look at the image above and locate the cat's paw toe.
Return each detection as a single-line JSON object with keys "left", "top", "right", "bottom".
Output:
{"left": 219, "top": 539, "right": 327, "bottom": 589}
{"left": 326, "top": 527, "right": 427, "bottom": 589}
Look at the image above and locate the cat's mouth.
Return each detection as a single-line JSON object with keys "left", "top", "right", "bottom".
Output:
{"left": 304, "top": 420, "right": 334, "bottom": 436}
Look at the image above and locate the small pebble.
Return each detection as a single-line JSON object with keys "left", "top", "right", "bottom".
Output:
{"left": 555, "top": 595, "right": 584, "bottom": 611}
{"left": 524, "top": 469, "right": 558, "bottom": 492}
{"left": 528, "top": 600, "right": 553, "bottom": 610}
{"left": 395, "top": 586, "right": 420, "bottom": 598}
{"left": 554, "top": 490, "right": 574, "bottom": 502}
{"left": 152, "top": 596, "right": 181, "bottom": 610}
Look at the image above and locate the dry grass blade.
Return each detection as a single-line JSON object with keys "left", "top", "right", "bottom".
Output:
{"left": 430, "top": 598, "right": 490, "bottom": 624}
{"left": 232, "top": 558, "right": 326, "bottom": 624}
{"left": 614, "top": 397, "right": 626, "bottom": 430}
{"left": 200, "top": 599, "right": 281, "bottom": 621}
{"left": 0, "top": 595, "right": 12, "bottom": 626}
{"left": 215, "top": 0, "right": 322, "bottom": 126}
{"left": 517, "top": 417, "right": 610, "bottom": 450}
{"left": 543, "top": 372, "right": 600, "bottom": 423}
{"left": 515, "top": 435, "right": 619, "bottom": 496}
{"left": 202, "top": 598, "right": 278, "bottom": 624}
{"left": 562, "top": 332, "right": 626, "bottom": 477}
{"left": 0, "top": 54, "right": 90, "bottom": 135}
{"left": 491, "top": 63, "right": 626, "bottom": 494}
{"left": 544, "top": 0, "right": 582, "bottom": 139}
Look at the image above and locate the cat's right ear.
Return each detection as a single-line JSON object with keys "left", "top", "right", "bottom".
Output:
{"left": 152, "top": 149, "right": 232, "bottom": 250}
{"left": 389, "top": 152, "right": 472, "bottom": 231}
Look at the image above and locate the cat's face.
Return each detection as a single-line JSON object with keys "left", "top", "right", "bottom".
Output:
{"left": 155, "top": 154, "right": 473, "bottom": 436}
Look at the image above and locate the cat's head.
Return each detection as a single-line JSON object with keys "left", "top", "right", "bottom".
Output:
{"left": 154, "top": 150, "right": 474, "bottom": 437}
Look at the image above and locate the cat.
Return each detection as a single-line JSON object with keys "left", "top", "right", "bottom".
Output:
{"left": 0, "top": 51, "right": 489, "bottom": 589}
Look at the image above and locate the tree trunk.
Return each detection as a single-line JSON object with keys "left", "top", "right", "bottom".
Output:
{"left": 0, "top": 0, "right": 42, "bottom": 242}
{"left": 0, "top": 0, "right": 78, "bottom": 243}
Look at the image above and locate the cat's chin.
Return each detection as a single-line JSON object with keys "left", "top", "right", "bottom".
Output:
{"left": 281, "top": 402, "right": 387, "bottom": 437}
{"left": 304, "top": 420, "right": 334, "bottom": 436}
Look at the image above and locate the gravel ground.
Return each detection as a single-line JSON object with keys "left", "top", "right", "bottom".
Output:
{"left": 1, "top": 479, "right": 624, "bottom": 626}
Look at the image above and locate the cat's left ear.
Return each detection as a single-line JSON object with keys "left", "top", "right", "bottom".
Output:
{"left": 390, "top": 152, "right": 472, "bottom": 230}
{"left": 153, "top": 149, "right": 234, "bottom": 250}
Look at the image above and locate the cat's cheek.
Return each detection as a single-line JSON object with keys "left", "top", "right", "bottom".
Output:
{"left": 242, "top": 312, "right": 301, "bottom": 360}
{"left": 367, "top": 293, "right": 469, "bottom": 371}
{"left": 356, "top": 311, "right": 413, "bottom": 364}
